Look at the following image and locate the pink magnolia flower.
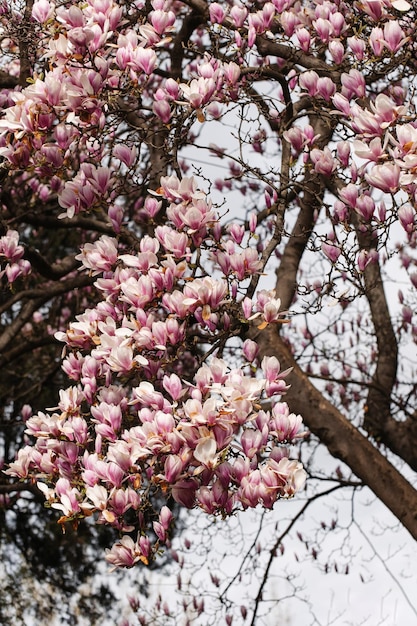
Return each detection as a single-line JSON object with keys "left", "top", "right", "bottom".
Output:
{"left": 155, "top": 226, "right": 189, "bottom": 258}
{"left": 5, "top": 447, "right": 34, "bottom": 478}
{"left": 51, "top": 478, "right": 82, "bottom": 517}
{"left": 209, "top": 2, "right": 226, "bottom": 23}
{"left": 163, "top": 454, "right": 187, "bottom": 483}
{"left": 299, "top": 70, "right": 319, "bottom": 96}
{"left": 316, "top": 77, "right": 336, "bottom": 101}
{"left": 322, "top": 242, "right": 341, "bottom": 263}
{"left": 337, "top": 141, "right": 350, "bottom": 167}
{"left": 242, "top": 339, "right": 259, "bottom": 362}
{"left": 183, "top": 277, "right": 228, "bottom": 310}
{"left": 150, "top": 9, "right": 175, "bottom": 35}
{"left": 401, "top": 305, "right": 412, "bottom": 326}
{"left": 238, "top": 469, "right": 262, "bottom": 508}
{"left": 365, "top": 163, "right": 400, "bottom": 193}
{"left": 329, "top": 11, "right": 345, "bottom": 35}
{"left": 353, "top": 138, "right": 386, "bottom": 162}
{"left": 283, "top": 127, "right": 306, "bottom": 154}
{"left": 32, "top": 0, "right": 55, "bottom": 22}
{"left": 261, "top": 356, "right": 285, "bottom": 382}
{"left": 153, "top": 99, "right": 171, "bottom": 123}
{"left": 341, "top": 69, "right": 365, "bottom": 99}
{"left": 355, "top": 195, "right": 375, "bottom": 221}
{"left": 313, "top": 17, "right": 333, "bottom": 43}
{"left": 347, "top": 36, "right": 365, "bottom": 60}
{"left": 130, "top": 47, "right": 157, "bottom": 74}
{"left": 269, "top": 404, "right": 304, "bottom": 441}
{"left": 241, "top": 429, "right": 263, "bottom": 459}
{"left": 193, "top": 437, "right": 219, "bottom": 468}
{"left": 0, "top": 230, "right": 25, "bottom": 262}
{"left": 310, "top": 147, "right": 336, "bottom": 175}
{"left": 230, "top": 5, "right": 247, "bottom": 28}
{"left": 382, "top": 21, "right": 407, "bottom": 54}
{"left": 398, "top": 205, "right": 415, "bottom": 234}
{"left": 162, "top": 373, "right": 184, "bottom": 401}
{"left": 339, "top": 183, "right": 358, "bottom": 207}
{"left": 197, "top": 483, "right": 229, "bottom": 515}
{"left": 76, "top": 236, "right": 118, "bottom": 274}
{"left": 357, "top": 249, "right": 378, "bottom": 272}
{"left": 370, "top": 27, "right": 384, "bottom": 56}
{"left": 106, "top": 536, "right": 147, "bottom": 568}
{"left": 296, "top": 28, "right": 311, "bottom": 52}
{"left": 360, "top": 0, "right": 386, "bottom": 20}
{"left": 113, "top": 144, "right": 137, "bottom": 167}
{"left": 171, "top": 477, "right": 199, "bottom": 508}
{"left": 180, "top": 77, "right": 217, "bottom": 108}
{"left": 228, "top": 248, "right": 262, "bottom": 280}
{"left": 329, "top": 40, "right": 345, "bottom": 64}
{"left": 280, "top": 11, "right": 302, "bottom": 37}
{"left": 332, "top": 93, "right": 351, "bottom": 116}
{"left": 158, "top": 174, "right": 202, "bottom": 202}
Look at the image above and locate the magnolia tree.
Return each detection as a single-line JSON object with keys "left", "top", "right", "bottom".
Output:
{"left": 1, "top": 0, "right": 417, "bottom": 622}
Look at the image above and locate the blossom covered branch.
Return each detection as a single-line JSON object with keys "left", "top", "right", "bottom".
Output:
{"left": 6, "top": 174, "right": 307, "bottom": 566}
{"left": 1, "top": 0, "right": 417, "bottom": 582}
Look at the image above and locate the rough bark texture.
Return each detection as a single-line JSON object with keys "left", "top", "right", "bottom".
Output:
{"left": 354, "top": 227, "right": 417, "bottom": 471}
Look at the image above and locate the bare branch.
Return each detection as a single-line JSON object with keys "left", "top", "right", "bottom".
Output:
{"left": 256, "top": 36, "right": 341, "bottom": 81}
{"left": 0, "top": 274, "right": 94, "bottom": 317}
{"left": 0, "top": 481, "right": 42, "bottom": 496}
{"left": 18, "top": 0, "right": 35, "bottom": 86}
{"left": 23, "top": 249, "right": 79, "bottom": 280}
{"left": 250, "top": 484, "right": 348, "bottom": 626}
{"left": 0, "top": 274, "right": 94, "bottom": 352}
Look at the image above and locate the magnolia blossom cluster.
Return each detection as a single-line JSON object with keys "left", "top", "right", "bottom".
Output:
{"left": 0, "top": 0, "right": 241, "bottom": 218}
{"left": 1, "top": 0, "right": 416, "bottom": 574}
{"left": 336, "top": 95, "right": 417, "bottom": 210}
{"left": 6, "top": 174, "right": 306, "bottom": 567}
{"left": 0, "top": 0, "right": 415, "bottom": 234}
{"left": 317, "top": 92, "right": 417, "bottom": 271}
{"left": 8, "top": 360, "right": 306, "bottom": 568}
{"left": 0, "top": 230, "right": 31, "bottom": 283}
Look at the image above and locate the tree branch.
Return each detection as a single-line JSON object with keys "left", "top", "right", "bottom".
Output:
{"left": 0, "top": 274, "right": 94, "bottom": 352}
{"left": 255, "top": 36, "right": 341, "bottom": 81}
{"left": 250, "top": 325, "right": 417, "bottom": 542}
{"left": 23, "top": 248, "right": 79, "bottom": 280}
{"left": 275, "top": 112, "right": 334, "bottom": 310}
{"left": 0, "top": 274, "right": 94, "bottom": 317}
{"left": 250, "top": 484, "right": 348, "bottom": 626}
{"left": 0, "top": 481, "right": 42, "bottom": 496}
{"left": 19, "top": 0, "right": 35, "bottom": 86}
{"left": 0, "top": 335, "right": 56, "bottom": 367}
{"left": 275, "top": 170, "right": 324, "bottom": 311}
{"left": 359, "top": 241, "right": 417, "bottom": 470}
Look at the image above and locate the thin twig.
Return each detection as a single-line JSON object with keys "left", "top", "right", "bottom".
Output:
{"left": 250, "top": 484, "right": 350, "bottom": 626}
